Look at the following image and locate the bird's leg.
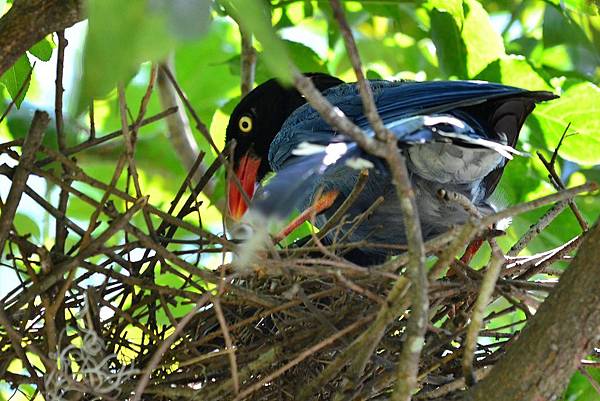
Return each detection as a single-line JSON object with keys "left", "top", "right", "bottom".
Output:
{"left": 460, "top": 228, "right": 506, "bottom": 264}
{"left": 460, "top": 238, "right": 485, "bottom": 264}
{"left": 274, "top": 190, "right": 340, "bottom": 242}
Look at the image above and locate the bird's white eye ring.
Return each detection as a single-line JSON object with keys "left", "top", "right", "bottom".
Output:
{"left": 239, "top": 116, "right": 253, "bottom": 133}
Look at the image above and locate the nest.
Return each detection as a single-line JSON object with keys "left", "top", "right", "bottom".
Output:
{"left": 0, "top": 70, "right": 594, "bottom": 401}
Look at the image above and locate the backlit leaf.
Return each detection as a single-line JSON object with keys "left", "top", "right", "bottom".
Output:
{"left": 534, "top": 81, "right": 600, "bottom": 164}
{"left": 29, "top": 36, "right": 54, "bottom": 62}
{"left": 0, "top": 55, "right": 31, "bottom": 108}
{"left": 475, "top": 55, "right": 553, "bottom": 91}
{"left": 222, "top": 0, "right": 293, "bottom": 84}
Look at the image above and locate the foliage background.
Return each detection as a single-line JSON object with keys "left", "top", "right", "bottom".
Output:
{"left": 0, "top": 0, "right": 599, "bottom": 399}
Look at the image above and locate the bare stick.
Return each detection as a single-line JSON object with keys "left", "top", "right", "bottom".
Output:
{"left": 54, "top": 30, "right": 69, "bottom": 255}
{"left": 117, "top": 83, "right": 157, "bottom": 241}
{"left": 213, "top": 298, "right": 240, "bottom": 394}
{"left": 508, "top": 200, "right": 569, "bottom": 256}
{"left": 538, "top": 152, "right": 589, "bottom": 231}
{"left": 292, "top": 6, "right": 428, "bottom": 389}
{"left": 428, "top": 220, "right": 479, "bottom": 280}
{"left": 462, "top": 239, "right": 505, "bottom": 385}
{"left": 159, "top": 65, "right": 220, "bottom": 154}
{"left": 480, "top": 183, "right": 597, "bottom": 228}
{"left": 310, "top": 169, "right": 369, "bottom": 243}
{"left": 239, "top": 26, "right": 256, "bottom": 97}
{"left": 0, "top": 111, "right": 49, "bottom": 253}
{"left": 35, "top": 107, "right": 178, "bottom": 168}
{"left": 234, "top": 314, "right": 374, "bottom": 401}
{"left": 292, "top": 72, "right": 383, "bottom": 156}
{"left": 329, "top": 0, "right": 389, "bottom": 142}
{"left": 538, "top": 123, "right": 588, "bottom": 230}
{"left": 420, "top": 368, "right": 491, "bottom": 399}
{"left": 298, "top": 276, "right": 411, "bottom": 399}
{"left": 0, "top": 306, "right": 43, "bottom": 388}
{"left": 5, "top": 196, "right": 148, "bottom": 312}
{"left": 131, "top": 293, "right": 212, "bottom": 401}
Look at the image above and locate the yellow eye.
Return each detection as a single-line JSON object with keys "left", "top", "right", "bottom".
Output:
{"left": 239, "top": 116, "right": 253, "bottom": 133}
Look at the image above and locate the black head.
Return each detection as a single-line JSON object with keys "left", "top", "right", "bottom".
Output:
{"left": 226, "top": 73, "right": 344, "bottom": 219}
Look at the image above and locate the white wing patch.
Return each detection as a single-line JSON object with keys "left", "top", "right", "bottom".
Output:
{"left": 292, "top": 142, "right": 327, "bottom": 156}
{"left": 345, "top": 157, "right": 374, "bottom": 170}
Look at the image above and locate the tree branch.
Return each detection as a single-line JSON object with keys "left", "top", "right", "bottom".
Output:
{"left": 465, "top": 218, "right": 600, "bottom": 401}
{"left": 0, "top": 0, "right": 84, "bottom": 76}
{"left": 0, "top": 111, "right": 49, "bottom": 253}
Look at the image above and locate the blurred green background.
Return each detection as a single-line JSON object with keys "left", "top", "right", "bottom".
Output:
{"left": 1, "top": 0, "right": 599, "bottom": 399}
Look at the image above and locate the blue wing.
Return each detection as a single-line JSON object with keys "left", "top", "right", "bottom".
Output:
{"left": 252, "top": 80, "right": 556, "bottom": 218}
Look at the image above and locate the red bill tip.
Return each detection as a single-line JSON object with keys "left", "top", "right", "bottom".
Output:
{"left": 228, "top": 154, "right": 261, "bottom": 220}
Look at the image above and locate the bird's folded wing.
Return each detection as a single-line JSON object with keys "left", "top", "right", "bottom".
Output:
{"left": 270, "top": 80, "right": 555, "bottom": 170}
{"left": 258, "top": 81, "right": 556, "bottom": 218}
{"left": 253, "top": 113, "right": 507, "bottom": 218}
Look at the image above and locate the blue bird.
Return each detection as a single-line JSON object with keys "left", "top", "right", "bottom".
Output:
{"left": 226, "top": 73, "right": 556, "bottom": 266}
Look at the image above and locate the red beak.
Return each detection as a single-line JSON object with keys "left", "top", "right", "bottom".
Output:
{"left": 228, "top": 153, "right": 261, "bottom": 220}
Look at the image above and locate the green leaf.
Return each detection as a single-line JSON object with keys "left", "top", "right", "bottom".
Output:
{"left": 496, "top": 156, "right": 544, "bottom": 205}
{"left": 564, "top": 368, "right": 600, "bottom": 401}
{"left": 29, "top": 36, "right": 54, "bottom": 62}
{"left": 545, "top": 0, "right": 599, "bottom": 15}
{"left": 80, "top": 0, "right": 211, "bottom": 111}
{"left": 0, "top": 54, "right": 31, "bottom": 108}
{"left": 429, "top": 0, "right": 505, "bottom": 78}
{"left": 475, "top": 55, "right": 553, "bottom": 91}
{"left": 542, "top": 4, "right": 599, "bottom": 76}
{"left": 173, "top": 18, "right": 240, "bottom": 140}
{"left": 534, "top": 81, "right": 600, "bottom": 164}
{"left": 149, "top": 0, "right": 212, "bottom": 41}
{"left": 283, "top": 40, "right": 327, "bottom": 73}
{"left": 303, "top": 0, "right": 313, "bottom": 18}
{"left": 429, "top": 7, "right": 467, "bottom": 78}
{"left": 228, "top": 40, "right": 326, "bottom": 84}
{"left": 222, "top": 0, "right": 293, "bottom": 84}
{"left": 543, "top": 4, "right": 590, "bottom": 48}
{"left": 274, "top": 9, "right": 294, "bottom": 29}
{"left": 425, "top": 0, "right": 464, "bottom": 27}
{"left": 14, "top": 213, "right": 40, "bottom": 240}
{"left": 461, "top": 0, "right": 505, "bottom": 77}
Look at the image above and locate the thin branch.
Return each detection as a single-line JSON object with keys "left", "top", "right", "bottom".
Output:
{"left": 156, "top": 57, "right": 211, "bottom": 190}
{"left": 54, "top": 30, "right": 69, "bottom": 255}
{"left": 0, "top": 306, "right": 43, "bottom": 388}
{"left": 329, "top": 0, "right": 389, "bottom": 142}
{"left": 234, "top": 314, "right": 374, "bottom": 401}
{"left": 117, "top": 82, "right": 157, "bottom": 244}
{"left": 158, "top": 65, "right": 220, "bottom": 154}
{"left": 131, "top": 293, "right": 212, "bottom": 401}
{"left": 508, "top": 200, "right": 569, "bottom": 256}
{"left": 292, "top": 72, "right": 383, "bottom": 156}
{"left": 310, "top": 169, "right": 369, "bottom": 243}
{"left": 0, "top": 111, "right": 49, "bottom": 253}
{"left": 213, "top": 297, "right": 240, "bottom": 395}
{"left": 462, "top": 239, "right": 505, "bottom": 386}
{"left": 35, "top": 107, "right": 178, "bottom": 168}
{"left": 480, "top": 183, "right": 597, "bottom": 228}
{"left": 538, "top": 151, "right": 589, "bottom": 231}
{"left": 290, "top": 7, "right": 428, "bottom": 391}
{"left": 467, "top": 220, "right": 600, "bottom": 401}
{"left": 239, "top": 26, "right": 256, "bottom": 97}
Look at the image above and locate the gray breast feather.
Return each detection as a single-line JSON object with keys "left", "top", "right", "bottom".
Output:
{"left": 407, "top": 144, "right": 505, "bottom": 184}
